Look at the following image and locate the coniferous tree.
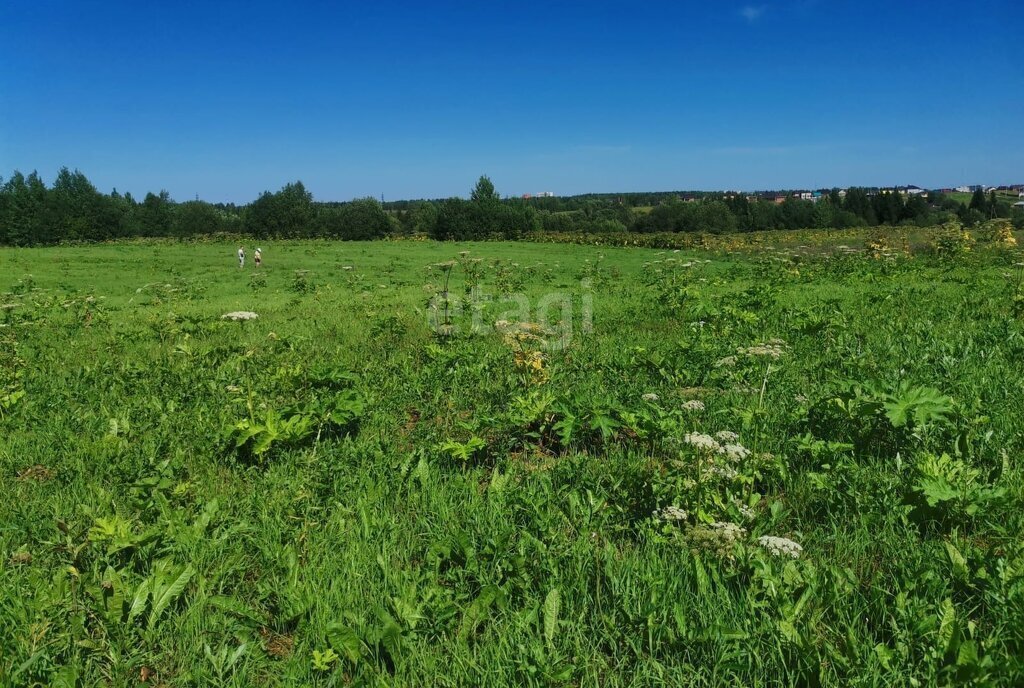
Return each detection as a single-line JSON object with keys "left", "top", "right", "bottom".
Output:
{"left": 969, "top": 188, "right": 987, "bottom": 213}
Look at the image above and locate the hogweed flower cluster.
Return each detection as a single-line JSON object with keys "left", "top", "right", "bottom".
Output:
{"left": 737, "top": 339, "right": 786, "bottom": 359}
{"left": 757, "top": 535, "right": 803, "bottom": 559}
{"left": 221, "top": 311, "right": 258, "bottom": 321}
{"left": 687, "top": 521, "right": 747, "bottom": 559}
{"left": 683, "top": 431, "right": 751, "bottom": 464}
{"left": 683, "top": 432, "right": 721, "bottom": 452}
{"left": 654, "top": 505, "right": 688, "bottom": 522}
{"left": 735, "top": 502, "right": 756, "bottom": 521}
{"left": 720, "top": 443, "right": 751, "bottom": 462}
{"left": 707, "top": 464, "right": 739, "bottom": 480}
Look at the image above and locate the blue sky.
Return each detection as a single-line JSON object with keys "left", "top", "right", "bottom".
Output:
{"left": 1, "top": 0, "right": 1021, "bottom": 203}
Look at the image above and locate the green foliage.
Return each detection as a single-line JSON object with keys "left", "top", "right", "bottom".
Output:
{"left": 226, "top": 389, "right": 364, "bottom": 460}
{"left": 437, "top": 436, "right": 487, "bottom": 463}
{"left": 2, "top": 236, "right": 1024, "bottom": 685}
{"left": 290, "top": 268, "right": 315, "bottom": 293}
{"left": 245, "top": 181, "right": 314, "bottom": 238}
{"left": 808, "top": 381, "right": 956, "bottom": 453}
{"left": 4, "top": 168, "right": 1017, "bottom": 247}
{"left": 907, "top": 453, "right": 1006, "bottom": 528}
{"left": 883, "top": 384, "right": 955, "bottom": 430}
{"left": 934, "top": 219, "right": 975, "bottom": 257}
{"left": 471, "top": 175, "right": 498, "bottom": 203}
{"left": 129, "top": 558, "right": 196, "bottom": 630}
{"left": 227, "top": 408, "right": 317, "bottom": 458}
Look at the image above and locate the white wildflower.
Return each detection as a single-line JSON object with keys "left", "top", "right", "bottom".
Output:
{"left": 221, "top": 311, "right": 258, "bottom": 321}
{"left": 715, "top": 430, "right": 739, "bottom": 442}
{"left": 758, "top": 535, "right": 803, "bottom": 559}
{"left": 683, "top": 432, "right": 721, "bottom": 452}
{"left": 706, "top": 464, "right": 739, "bottom": 480}
{"left": 681, "top": 399, "right": 705, "bottom": 412}
{"left": 654, "top": 505, "right": 688, "bottom": 522}
{"left": 720, "top": 443, "right": 751, "bottom": 462}
{"left": 709, "top": 521, "right": 746, "bottom": 543}
{"left": 687, "top": 521, "right": 747, "bottom": 559}
{"left": 714, "top": 355, "right": 737, "bottom": 368}
{"left": 738, "top": 343, "right": 785, "bottom": 359}
{"left": 642, "top": 393, "right": 660, "bottom": 402}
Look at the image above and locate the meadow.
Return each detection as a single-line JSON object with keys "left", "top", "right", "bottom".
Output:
{"left": 2, "top": 232, "right": 1023, "bottom": 686}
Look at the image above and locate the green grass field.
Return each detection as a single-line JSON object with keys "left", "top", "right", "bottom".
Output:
{"left": 2, "top": 237, "right": 1024, "bottom": 686}
{"left": 945, "top": 191, "right": 1021, "bottom": 206}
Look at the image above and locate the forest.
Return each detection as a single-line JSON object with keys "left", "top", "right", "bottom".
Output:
{"left": 1, "top": 168, "right": 1020, "bottom": 245}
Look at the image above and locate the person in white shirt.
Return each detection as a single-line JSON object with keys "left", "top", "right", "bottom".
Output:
{"left": 254, "top": 247, "right": 262, "bottom": 267}
{"left": 238, "top": 246, "right": 245, "bottom": 268}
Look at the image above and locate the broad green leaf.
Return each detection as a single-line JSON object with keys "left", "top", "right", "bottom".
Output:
{"left": 128, "top": 578, "right": 150, "bottom": 624}
{"left": 458, "top": 585, "right": 501, "bottom": 641}
{"left": 919, "top": 477, "right": 958, "bottom": 506}
{"left": 778, "top": 619, "right": 800, "bottom": 645}
{"left": 873, "top": 643, "right": 894, "bottom": 670}
{"left": 937, "top": 598, "right": 957, "bottom": 657}
{"left": 326, "top": 622, "right": 364, "bottom": 663}
{"left": 148, "top": 560, "right": 195, "bottom": 629}
{"left": 543, "top": 587, "right": 561, "bottom": 648}
{"left": 944, "top": 541, "right": 969, "bottom": 581}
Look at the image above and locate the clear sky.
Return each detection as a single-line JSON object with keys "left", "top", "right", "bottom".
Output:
{"left": 1, "top": 0, "right": 1021, "bottom": 203}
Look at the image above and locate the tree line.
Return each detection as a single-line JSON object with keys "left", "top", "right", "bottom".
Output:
{"left": 0, "top": 169, "right": 394, "bottom": 246}
{"left": 1, "top": 169, "right": 1020, "bottom": 246}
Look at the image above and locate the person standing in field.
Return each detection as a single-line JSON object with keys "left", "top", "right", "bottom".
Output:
{"left": 238, "top": 246, "right": 245, "bottom": 268}
{"left": 254, "top": 247, "right": 262, "bottom": 267}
